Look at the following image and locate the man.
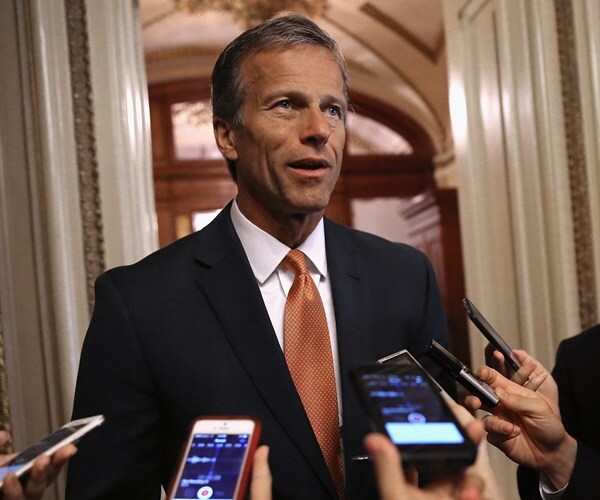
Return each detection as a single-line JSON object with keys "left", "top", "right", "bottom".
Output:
{"left": 66, "top": 15, "right": 451, "bottom": 499}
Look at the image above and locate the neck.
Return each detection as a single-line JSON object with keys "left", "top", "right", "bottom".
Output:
{"left": 236, "top": 200, "right": 324, "bottom": 248}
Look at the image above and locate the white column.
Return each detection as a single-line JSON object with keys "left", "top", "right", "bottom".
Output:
{"left": 86, "top": 0, "right": 158, "bottom": 270}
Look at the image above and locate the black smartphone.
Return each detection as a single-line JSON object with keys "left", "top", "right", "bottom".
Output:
{"left": 463, "top": 298, "right": 521, "bottom": 372}
{"left": 0, "top": 414, "right": 105, "bottom": 489}
{"left": 426, "top": 339, "right": 499, "bottom": 407}
{"left": 166, "top": 416, "right": 261, "bottom": 500}
{"left": 351, "top": 351, "right": 477, "bottom": 471}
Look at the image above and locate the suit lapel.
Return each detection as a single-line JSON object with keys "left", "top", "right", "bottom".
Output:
{"left": 325, "top": 220, "right": 371, "bottom": 370}
{"left": 325, "top": 220, "right": 375, "bottom": 467}
{"left": 192, "top": 206, "right": 338, "bottom": 497}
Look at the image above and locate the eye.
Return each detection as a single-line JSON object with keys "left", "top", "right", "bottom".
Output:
{"left": 276, "top": 99, "right": 292, "bottom": 109}
{"left": 324, "top": 105, "right": 343, "bottom": 119}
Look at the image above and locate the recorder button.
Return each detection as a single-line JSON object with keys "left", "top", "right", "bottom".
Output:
{"left": 408, "top": 412, "right": 426, "bottom": 423}
{"left": 197, "top": 486, "right": 213, "bottom": 498}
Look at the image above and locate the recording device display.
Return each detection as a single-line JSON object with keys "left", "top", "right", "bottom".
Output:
{"left": 463, "top": 298, "right": 521, "bottom": 372}
{"left": 167, "top": 416, "right": 261, "bottom": 500}
{"left": 351, "top": 350, "right": 477, "bottom": 470}
{"left": 426, "top": 340, "right": 499, "bottom": 407}
{"left": 0, "top": 414, "right": 105, "bottom": 489}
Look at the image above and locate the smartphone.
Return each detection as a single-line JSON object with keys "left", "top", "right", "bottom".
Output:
{"left": 463, "top": 298, "right": 521, "bottom": 372}
{"left": 426, "top": 339, "right": 499, "bottom": 407}
{"left": 0, "top": 414, "right": 105, "bottom": 489}
{"left": 351, "top": 351, "right": 477, "bottom": 470}
{"left": 166, "top": 416, "right": 261, "bottom": 500}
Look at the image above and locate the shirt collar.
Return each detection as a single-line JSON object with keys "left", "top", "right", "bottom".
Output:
{"left": 230, "top": 199, "right": 327, "bottom": 283}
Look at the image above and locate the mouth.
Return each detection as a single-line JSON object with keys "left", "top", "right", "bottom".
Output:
{"left": 288, "top": 159, "right": 330, "bottom": 170}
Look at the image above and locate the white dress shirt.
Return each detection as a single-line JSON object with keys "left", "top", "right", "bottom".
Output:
{"left": 230, "top": 200, "right": 342, "bottom": 416}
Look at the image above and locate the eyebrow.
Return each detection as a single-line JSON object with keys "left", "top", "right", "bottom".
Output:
{"left": 263, "top": 89, "right": 347, "bottom": 109}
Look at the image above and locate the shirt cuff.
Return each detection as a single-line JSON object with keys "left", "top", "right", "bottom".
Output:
{"left": 539, "top": 473, "right": 568, "bottom": 500}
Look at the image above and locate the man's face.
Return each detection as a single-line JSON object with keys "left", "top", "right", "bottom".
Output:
{"left": 217, "top": 45, "right": 347, "bottom": 227}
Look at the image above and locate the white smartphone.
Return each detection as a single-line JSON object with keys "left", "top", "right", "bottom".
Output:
{"left": 0, "top": 414, "right": 105, "bottom": 489}
{"left": 166, "top": 416, "right": 262, "bottom": 500}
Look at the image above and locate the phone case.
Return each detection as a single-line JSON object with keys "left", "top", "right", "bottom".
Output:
{"left": 166, "top": 415, "right": 262, "bottom": 500}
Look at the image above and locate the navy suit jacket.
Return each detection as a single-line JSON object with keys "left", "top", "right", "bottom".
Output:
{"left": 66, "top": 204, "right": 452, "bottom": 499}
{"left": 517, "top": 324, "right": 600, "bottom": 498}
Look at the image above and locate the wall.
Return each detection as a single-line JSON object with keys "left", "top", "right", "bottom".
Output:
{"left": 444, "top": 0, "right": 600, "bottom": 497}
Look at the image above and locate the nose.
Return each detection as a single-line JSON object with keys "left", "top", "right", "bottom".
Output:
{"left": 300, "top": 107, "right": 331, "bottom": 146}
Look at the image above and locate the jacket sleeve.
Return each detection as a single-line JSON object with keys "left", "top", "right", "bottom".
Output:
{"left": 66, "top": 272, "right": 163, "bottom": 499}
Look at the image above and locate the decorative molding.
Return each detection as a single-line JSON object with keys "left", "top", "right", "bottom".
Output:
{"left": 360, "top": 2, "right": 443, "bottom": 63}
{"left": 0, "top": 310, "right": 12, "bottom": 454}
{"left": 64, "top": 0, "right": 105, "bottom": 312}
{"left": 554, "top": 0, "right": 597, "bottom": 328}
{"left": 145, "top": 45, "right": 223, "bottom": 64}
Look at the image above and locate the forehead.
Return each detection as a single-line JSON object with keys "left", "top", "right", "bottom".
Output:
{"left": 240, "top": 45, "right": 346, "bottom": 99}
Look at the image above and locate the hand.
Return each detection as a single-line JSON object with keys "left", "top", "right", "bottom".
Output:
{"left": 363, "top": 393, "right": 503, "bottom": 500}
{"left": 484, "top": 345, "right": 559, "bottom": 414}
{"left": 250, "top": 445, "right": 271, "bottom": 500}
{"left": 0, "top": 431, "right": 77, "bottom": 500}
{"left": 248, "top": 400, "right": 502, "bottom": 500}
{"left": 364, "top": 431, "right": 485, "bottom": 500}
{"left": 471, "top": 366, "right": 576, "bottom": 490}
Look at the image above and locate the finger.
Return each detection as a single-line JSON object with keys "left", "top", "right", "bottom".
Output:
{"left": 24, "top": 454, "right": 52, "bottom": 500}
{"left": 510, "top": 358, "right": 536, "bottom": 386}
{"left": 463, "top": 394, "right": 483, "bottom": 413}
{"left": 484, "top": 344, "right": 510, "bottom": 377}
{"left": 44, "top": 444, "right": 77, "bottom": 483}
{"left": 522, "top": 372, "right": 547, "bottom": 392}
{"left": 494, "top": 386, "right": 550, "bottom": 418}
{"left": 2, "top": 472, "right": 26, "bottom": 499}
{"left": 250, "top": 445, "right": 272, "bottom": 500}
{"left": 0, "top": 451, "right": 17, "bottom": 467}
{"left": 455, "top": 470, "right": 485, "bottom": 500}
{"left": 464, "top": 419, "right": 485, "bottom": 445}
{"left": 483, "top": 343, "right": 498, "bottom": 367}
{"left": 481, "top": 414, "right": 520, "bottom": 437}
{"left": 364, "top": 433, "right": 408, "bottom": 499}
{"left": 477, "top": 366, "right": 531, "bottom": 398}
{"left": 440, "top": 393, "right": 486, "bottom": 448}
{"left": 0, "top": 431, "right": 9, "bottom": 448}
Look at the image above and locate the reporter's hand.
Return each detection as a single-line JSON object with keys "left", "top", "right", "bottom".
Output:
{"left": 250, "top": 446, "right": 271, "bottom": 500}
{"left": 484, "top": 345, "right": 559, "bottom": 414}
{"left": 471, "top": 366, "right": 576, "bottom": 490}
{"left": 0, "top": 431, "right": 77, "bottom": 500}
{"left": 364, "top": 429, "right": 486, "bottom": 500}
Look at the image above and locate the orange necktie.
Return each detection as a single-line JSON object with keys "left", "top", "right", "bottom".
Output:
{"left": 283, "top": 249, "right": 344, "bottom": 498}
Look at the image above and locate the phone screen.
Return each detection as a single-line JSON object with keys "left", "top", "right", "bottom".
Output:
{"left": 352, "top": 354, "right": 476, "bottom": 469}
{"left": 171, "top": 432, "right": 251, "bottom": 500}
{"left": 358, "top": 370, "right": 465, "bottom": 445}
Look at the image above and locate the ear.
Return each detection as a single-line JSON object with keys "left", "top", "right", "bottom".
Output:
{"left": 213, "top": 117, "right": 239, "bottom": 162}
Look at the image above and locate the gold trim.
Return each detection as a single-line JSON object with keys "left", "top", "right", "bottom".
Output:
{"left": 145, "top": 46, "right": 224, "bottom": 64}
{"left": 0, "top": 309, "right": 13, "bottom": 454}
{"left": 65, "top": 0, "right": 105, "bottom": 313}
{"left": 555, "top": 0, "right": 597, "bottom": 328}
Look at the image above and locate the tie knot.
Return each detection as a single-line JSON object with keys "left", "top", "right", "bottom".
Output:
{"left": 283, "top": 249, "right": 309, "bottom": 276}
